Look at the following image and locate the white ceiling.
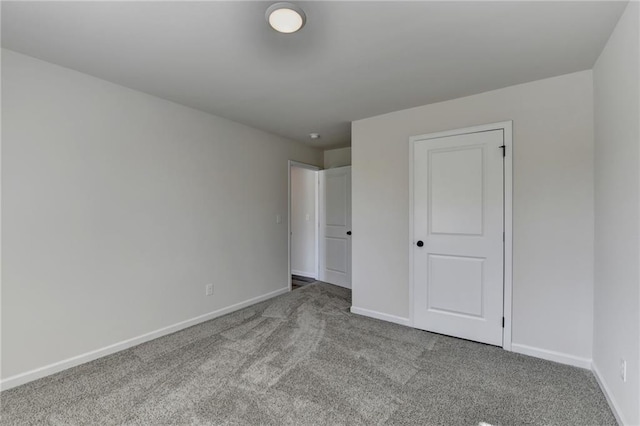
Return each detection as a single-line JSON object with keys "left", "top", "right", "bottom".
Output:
{"left": 1, "top": 1, "right": 627, "bottom": 149}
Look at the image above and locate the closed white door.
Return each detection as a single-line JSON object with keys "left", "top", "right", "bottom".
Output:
{"left": 319, "top": 166, "right": 351, "bottom": 288}
{"left": 412, "top": 130, "right": 504, "bottom": 346}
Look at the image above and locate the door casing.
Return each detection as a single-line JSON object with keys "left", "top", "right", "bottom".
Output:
{"left": 409, "top": 121, "right": 513, "bottom": 350}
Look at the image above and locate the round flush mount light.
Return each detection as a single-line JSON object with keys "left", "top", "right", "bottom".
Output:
{"left": 309, "top": 133, "right": 320, "bottom": 139}
{"left": 266, "top": 2, "right": 306, "bottom": 34}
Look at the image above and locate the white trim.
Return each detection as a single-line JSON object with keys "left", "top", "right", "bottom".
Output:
{"left": 592, "top": 361, "right": 627, "bottom": 426}
{"left": 350, "top": 306, "right": 411, "bottom": 327}
{"left": 315, "top": 171, "right": 320, "bottom": 280}
{"left": 502, "top": 121, "right": 513, "bottom": 351}
{"left": 288, "top": 160, "right": 321, "bottom": 292}
{"left": 0, "top": 287, "right": 289, "bottom": 391}
{"left": 291, "top": 269, "right": 316, "bottom": 279}
{"left": 318, "top": 169, "right": 325, "bottom": 282}
{"left": 409, "top": 138, "right": 416, "bottom": 326}
{"left": 511, "top": 343, "right": 592, "bottom": 369}
{"left": 408, "top": 121, "right": 513, "bottom": 350}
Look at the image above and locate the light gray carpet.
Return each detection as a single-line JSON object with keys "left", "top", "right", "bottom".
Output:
{"left": 1, "top": 283, "right": 615, "bottom": 425}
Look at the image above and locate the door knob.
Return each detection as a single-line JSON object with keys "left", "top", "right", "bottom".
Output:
{"left": 416, "top": 240, "right": 424, "bottom": 247}
{"left": 346, "top": 231, "right": 352, "bottom": 235}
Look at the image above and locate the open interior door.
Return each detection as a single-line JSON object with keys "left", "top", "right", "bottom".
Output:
{"left": 319, "top": 166, "right": 352, "bottom": 288}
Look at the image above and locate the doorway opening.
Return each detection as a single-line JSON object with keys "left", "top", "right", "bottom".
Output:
{"left": 288, "top": 161, "right": 320, "bottom": 291}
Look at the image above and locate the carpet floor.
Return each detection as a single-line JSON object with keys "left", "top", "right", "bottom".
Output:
{"left": 1, "top": 283, "right": 615, "bottom": 425}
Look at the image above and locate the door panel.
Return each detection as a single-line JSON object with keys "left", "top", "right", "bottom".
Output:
{"left": 413, "top": 130, "right": 504, "bottom": 346}
{"left": 325, "top": 174, "right": 348, "bottom": 226}
{"left": 319, "top": 166, "right": 352, "bottom": 288}
{"left": 325, "top": 237, "right": 348, "bottom": 273}
{"left": 430, "top": 147, "right": 484, "bottom": 235}
{"left": 428, "top": 254, "right": 484, "bottom": 317}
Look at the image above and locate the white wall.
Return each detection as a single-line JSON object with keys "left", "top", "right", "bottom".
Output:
{"left": 290, "top": 166, "right": 317, "bottom": 278}
{"left": 352, "top": 70, "right": 595, "bottom": 364}
{"left": 1, "top": 49, "right": 322, "bottom": 381}
{"left": 324, "top": 147, "right": 351, "bottom": 169}
{"left": 592, "top": 3, "right": 640, "bottom": 425}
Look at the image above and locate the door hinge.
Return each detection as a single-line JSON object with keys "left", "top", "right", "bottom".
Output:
{"left": 502, "top": 317, "right": 505, "bottom": 328}
{"left": 503, "top": 231, "right": 505, "bottom": 242}
{"left": 499, "top": 145, "right": 506, "bottom": 157}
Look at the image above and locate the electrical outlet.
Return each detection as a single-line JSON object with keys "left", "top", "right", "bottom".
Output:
{"left": 620, "top": 359, "right": 627, "bottom": 382}
{"left": 205, "top": 284, "right": 214, "bottom": 296}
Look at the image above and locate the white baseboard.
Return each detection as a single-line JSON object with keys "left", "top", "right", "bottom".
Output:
{"left": 291, "top": 270, "right": 316, "bottom": 279}
{"left": 511, "top": 343, "right": 592, "bottom": 369}
{"left": 0, "top": 287, "right": 290, "bottom": 392}
{"left": 350, "top": 306, "right": 411, "bottom": 327}
{"left": 592, "top": 361, "right": 627, "bottom": 426}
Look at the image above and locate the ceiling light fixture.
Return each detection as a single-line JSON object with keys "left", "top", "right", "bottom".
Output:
{"left": 266, "top": 2, "right": 306, "bottom": 34}
{"left": 309, "top": 133, "right": 320, "bottom": 139}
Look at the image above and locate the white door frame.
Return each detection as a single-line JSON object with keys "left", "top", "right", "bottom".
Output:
{"left": 288, "top": 160, "right": 320, "bottom": 291}
{"left": 408, "top": 121, "right": 513, "bottom": 350}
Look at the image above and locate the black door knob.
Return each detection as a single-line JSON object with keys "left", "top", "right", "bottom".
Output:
{"left": 416, "top": 240, "right": 424, "bottom": 247}
{"left": 346, "top": 231, "right": 352, "bottom": 235}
